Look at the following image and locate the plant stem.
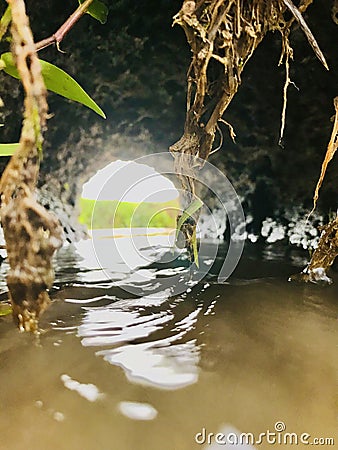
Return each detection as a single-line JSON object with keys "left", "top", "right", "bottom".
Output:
{"left": 35, "top": 0, "right": 94, "bottom": 51}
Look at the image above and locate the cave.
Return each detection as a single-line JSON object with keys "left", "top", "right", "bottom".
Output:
{"left": 0, "top": 2, "right": 337, "bottom": 449}
{"left": 1, "top": 0, "right": 338, "bottom": 244}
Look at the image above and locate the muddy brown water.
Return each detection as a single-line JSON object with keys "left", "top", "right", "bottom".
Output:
{"left": 0, "top": 232, "right": 337, "bottom": 450}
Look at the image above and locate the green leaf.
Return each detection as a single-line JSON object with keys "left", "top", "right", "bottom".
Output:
{"left": 191, "top": 227, "right": 199, "bottom": 268}
{"left": 0, "top": 143, "right": 19, "bottom": 156}
{"left": 175, "top": 197, "right": 203, "bottom": 241}
{"left": 175, "top": 197, "right": 203, "bottom": 268}
{"left": 0, "top": 6, "right": 11, "bottom": 42}
{"left": 0, "top": 304, "right": 12, "bottom": 316}
{"left": 0, "top": 53, "right": 106, "bottom": 118}
{"left": 79, "top": 0, "right": 108, "bottom": 24}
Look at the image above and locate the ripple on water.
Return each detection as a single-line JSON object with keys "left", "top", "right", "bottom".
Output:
{"left": 77, "top": 288, "right": 202, "bottom": 389}
{"left": 0, "top": 234, "right": 337, "bottom": 450}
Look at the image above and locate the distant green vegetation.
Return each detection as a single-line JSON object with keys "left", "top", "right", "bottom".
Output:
{"left": 79, "top": 197, "right": 179, "bottom": 229}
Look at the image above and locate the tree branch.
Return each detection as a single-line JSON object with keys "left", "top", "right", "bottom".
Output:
{"left": 35, "top": 0, "right": 94, "bottom": 51}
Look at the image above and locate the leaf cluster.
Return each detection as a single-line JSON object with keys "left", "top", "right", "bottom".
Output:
{"left": 0, "top": 0, "right": 108, "bottom": 155}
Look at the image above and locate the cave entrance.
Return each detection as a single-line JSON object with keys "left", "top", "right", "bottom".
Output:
{"left": 80, "top": 159, "right": 179, "bottom": 233}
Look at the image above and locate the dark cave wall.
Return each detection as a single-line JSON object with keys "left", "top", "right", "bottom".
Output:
{"left": 221, "top": 0, "right": 338, "bottom": 223}
{"left": 0, "top": 0, "right": 337, "bottom": 240}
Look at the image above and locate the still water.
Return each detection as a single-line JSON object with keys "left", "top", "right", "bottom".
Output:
{"left": 0, "top": 230, "right": 337, "bottom": 450}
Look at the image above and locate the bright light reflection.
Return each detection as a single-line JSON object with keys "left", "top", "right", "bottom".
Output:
{"left": 82, "top": 159, "right": 179, "bottom": 203}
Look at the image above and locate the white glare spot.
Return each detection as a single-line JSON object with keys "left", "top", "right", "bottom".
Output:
{"left": 60, "top": 374, "right": 104, "bottom": 402}
{"left": 53, "top": 411, "right": 65, "bottom": 422}
{"left": 118, "top": 401, "right": 158, "bottom": 421}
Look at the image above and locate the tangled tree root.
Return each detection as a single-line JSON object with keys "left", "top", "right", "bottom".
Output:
{"left": 169, "top": 1, "right": 325, "bottom": 247}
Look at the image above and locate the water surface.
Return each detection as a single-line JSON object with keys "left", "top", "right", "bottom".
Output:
{"left": 0, "top": 232, "right": 337, "bottom": 450}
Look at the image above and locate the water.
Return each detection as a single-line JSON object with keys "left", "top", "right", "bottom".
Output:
{"left": 0, "top": 231, "right": 337, "bottom": 450}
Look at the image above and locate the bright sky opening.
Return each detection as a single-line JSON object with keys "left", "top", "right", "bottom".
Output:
{"left": 81, "top": 160, "right": 179, "bottom": 203}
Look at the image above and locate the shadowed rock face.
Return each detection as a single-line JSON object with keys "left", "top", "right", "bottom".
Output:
{"left": 0, "top": 0, "right": 337, "bottom": 243}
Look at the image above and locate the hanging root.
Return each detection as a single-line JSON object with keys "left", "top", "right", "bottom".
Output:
{"left": 290, "top": 97, "right": 338, "bottom": 284}
{"left": 170, "top": 0, "right": 325, "bottom": 250}
{"left": 278, "top": 32, "right": 294, "bottom": 146}
{"left": 309, "top": 97, "right": 338, "bottom": 217}
{"left": 282, "top": 0, "right": 328, "bottom": 70}
{"left": 0, "top": 0, "right": 62, "bottom": 332}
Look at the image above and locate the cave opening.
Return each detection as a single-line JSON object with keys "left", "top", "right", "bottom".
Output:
{"left": 79, "top": 159, "right": 179, "bottom": 232}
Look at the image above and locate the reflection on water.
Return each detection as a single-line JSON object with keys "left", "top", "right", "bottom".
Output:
{"left": 0, "top": 231, "right": 337, "bottom": 450}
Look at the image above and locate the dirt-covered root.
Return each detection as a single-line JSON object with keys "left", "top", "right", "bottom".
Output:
{"left": 289, "top": 217, "right": 338, "bottom": 284}
{"left": 170, "top": 1, "right": 319, "bottom": 185}
{"left": 169, "top": 1, "right": 319, "bottom": 250}
{"left": 0, "top": 0, "right": 63, "bottom": 332}
{"left": 2, "top": 195, "right": 62, "bottom": 332}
